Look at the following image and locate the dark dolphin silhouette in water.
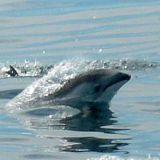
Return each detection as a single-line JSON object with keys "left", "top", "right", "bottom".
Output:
{"left": 6, "top": 65, "right": 18, "bottom": 77}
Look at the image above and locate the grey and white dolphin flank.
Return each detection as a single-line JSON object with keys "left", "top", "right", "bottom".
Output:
{"left": 48, "top": 69, "right": 131, "bottom": 108}
{"left": 6, "top": 65, "right": 19, "bottom": 77}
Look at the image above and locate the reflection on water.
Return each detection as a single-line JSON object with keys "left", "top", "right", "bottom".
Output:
{"left": 58, "top": 103, "right": 129, "bottom": 153}
{"left": 60, "top": 103, "right": 115, "bottom": 132}
{"left": 20, "top": 102, "right": 130, "bottom": 154}
{"left": 60, "top": 136, "right": 128, "bottom": 153}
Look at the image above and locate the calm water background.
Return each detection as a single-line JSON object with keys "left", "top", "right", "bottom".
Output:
{"left": 0, "top": 0, "right": 160, "bottom": 159}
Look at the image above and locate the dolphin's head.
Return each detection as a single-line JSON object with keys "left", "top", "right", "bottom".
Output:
{"left": 53, "top": 69, "right": 131, "bottom": 104}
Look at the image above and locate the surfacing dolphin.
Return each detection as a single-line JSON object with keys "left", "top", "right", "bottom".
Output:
{"left": 6, "top": 68, "right": 130, "bottom": 116}
{"left": 6, "top": 65, "right": 19, "bottom": 77}
{"left": 47, "top": 69, "right": 131, "bottom": 110}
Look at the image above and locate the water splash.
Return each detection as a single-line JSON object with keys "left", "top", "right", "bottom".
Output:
{"left": 0, "top": 59, "right": 159, "bottom": 79}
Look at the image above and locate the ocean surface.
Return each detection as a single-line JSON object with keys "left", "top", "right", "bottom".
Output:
{"left": 0, "top": 0, "right": 160, "bottom": 159}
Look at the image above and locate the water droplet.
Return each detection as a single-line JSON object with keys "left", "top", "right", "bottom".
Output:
{"left": 98, "top": 49, "right": 103, "bottom": 53}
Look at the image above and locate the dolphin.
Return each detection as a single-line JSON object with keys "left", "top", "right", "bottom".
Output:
{"left": 48, "top": 69, "right": 131, "bottom": 110}
{"left": 6, "top": 69, "right": 130, "bottom": 116}
{"left": 6, "top": 65, "right": 19, "bottom": 77}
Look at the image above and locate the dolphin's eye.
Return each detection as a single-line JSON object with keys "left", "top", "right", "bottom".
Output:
{"left": 94, "top": 84, "right": 101, "bottom": 92}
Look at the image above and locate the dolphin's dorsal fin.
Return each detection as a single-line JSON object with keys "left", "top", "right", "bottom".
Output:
{"left": 6, "top": 65, "right": 19, "bottom": 77}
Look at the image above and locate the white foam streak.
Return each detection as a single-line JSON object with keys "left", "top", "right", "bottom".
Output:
{"left": 87, "top": 155, "right": 160, "bottom": 160}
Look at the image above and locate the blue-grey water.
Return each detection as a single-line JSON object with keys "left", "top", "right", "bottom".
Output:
{"left": 0, "top": 0, "right": 160, "bottom": 159}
